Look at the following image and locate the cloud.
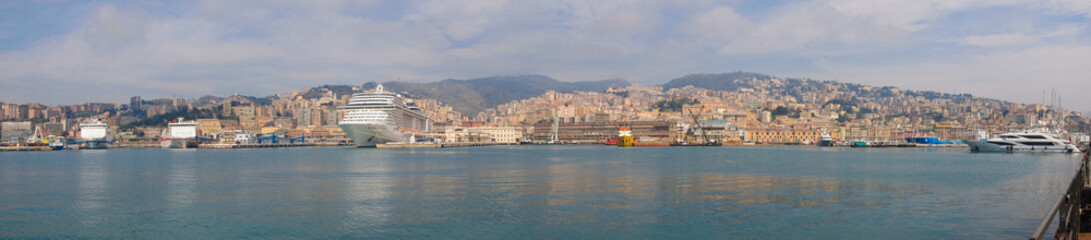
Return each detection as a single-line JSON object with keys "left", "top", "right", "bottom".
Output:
{"left": 1047, "top": 0, "right": 1091, "bottom": 17}
{"left": 717, "top": 0, "right": 1030, "bottom": 55}
{"left": 0, "top": 0, "right": 1090, "bottom": 112}
{"left": 809, "top": 45, "right": 1091, "bottom": 111}
{"left": 958, "top": 33, "right": 1038, "bottom": 47}
{"left": 686, "top": 6, "right": 750, "bottom": 42}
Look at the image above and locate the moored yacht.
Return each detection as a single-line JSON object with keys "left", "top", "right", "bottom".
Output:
{"left": 817, "top": 132, "right": 834, "bottom": 146}
{"left": 966, "top": 131, "right": 1079, "bottom": 153}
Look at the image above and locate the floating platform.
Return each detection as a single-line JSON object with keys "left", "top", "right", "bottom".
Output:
{"left": 376, "top": 142, "right": 516, "bottom": 148}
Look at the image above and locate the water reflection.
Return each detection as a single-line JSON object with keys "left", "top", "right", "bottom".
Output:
{"left": 339, "top": 149, "right": 395, "bottom": 233}
{"left": 374, "top": 160, "right": 899, "bottom": 226}
{"left": 0, "top": 146, "right": 1079, "bottom": 239}
{"left": 76, "top": 155, "right": 107, "bottom": 210}
{"left": 167, "top": 156, "right": 197, "bottom": 208}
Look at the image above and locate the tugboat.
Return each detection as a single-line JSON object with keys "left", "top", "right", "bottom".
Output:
{"left": 617, "top": 127, "right": 634, "bottom": 147}
{"left": 47, "top": 136, "right": 65, "bottom": 150}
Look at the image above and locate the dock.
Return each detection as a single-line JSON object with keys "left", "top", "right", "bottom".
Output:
{"left": 376, "top": 142, "right": 516, "bottom": 148}
{"left": 199, "top": 143, "right": 317, "bottom": 149}
{"left": 0, "top": 146, "right": 52, "bottom": 151}
{"left": 1029, "top": 144, "right": 1091, "bottom": 240}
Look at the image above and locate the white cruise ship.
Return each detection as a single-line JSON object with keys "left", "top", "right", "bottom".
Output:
{"left": 79, "top": 119, "right": 113, "bottom": 149}
{"left": 160, "top": 118, "right": 199, "bottom": 148}
{"left": 338, "top": 84, "right": 432, "bottom": 147}
{"left": 965, "top": 131, "right": 1079, "bottom": 153}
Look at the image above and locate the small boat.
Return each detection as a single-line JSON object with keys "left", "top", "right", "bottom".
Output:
{"left": 966, "top": 131, "right": 1079, "bottom": 153}
{"left": 48, "top": 137, "right": 65, "bottom": 150}
{"left": 617, "top": 127, "right": 634, "bottom": 147}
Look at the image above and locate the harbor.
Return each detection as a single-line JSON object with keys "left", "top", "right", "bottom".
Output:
{"left": 0, "top": 145, "right": 1081, "bottom": 239}
{"left": 376, "top": 142, "right": 516, "bottom": 148}
{"left": 1030, "top": 144, "right": 1091, "bottom": 240}
{"left": 199, "top": 143, "right": 318, "bottom": 149}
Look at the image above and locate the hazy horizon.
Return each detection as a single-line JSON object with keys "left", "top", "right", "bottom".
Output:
{"left": 1, "top": 1, "right": 1089, "bottom": 111}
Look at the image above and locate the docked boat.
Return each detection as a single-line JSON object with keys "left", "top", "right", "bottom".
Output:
{"left": 965, "top": 131, "right": 1079, "bottom": 153}
{"left": 48, "top": 137, "right": 65, "bottom": 150}
{"left": 79, "top": 119, "right": 113, "bottom": 149}
{"left": 25, "top": 127, "right": 64, "bottom": 150}
{"left": 160, "top": 118, "right": 199, "bottom": 149}
{"left": 338, "top": 84, "right": 432, "bottom": 147}
{"left": 617, "top": 127, "right": 634, "bottom": 147}
{"left": 817, "top": 133, "right": 834, "bottom": 146}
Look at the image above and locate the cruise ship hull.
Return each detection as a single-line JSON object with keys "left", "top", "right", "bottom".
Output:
{"left": 340, "top": 123, "right": 407, "bottom": 147}
{"left": 83, "top": 140, "right": 111, "bottom": 149}
{"left": 161, "top": 139, "right": 198, "bottom": 149}
{"left": 966, "top": 140, "right": 1077, "bottom": 153}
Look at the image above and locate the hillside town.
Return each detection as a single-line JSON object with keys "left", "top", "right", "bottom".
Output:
{"left": 2, "top": 75, "right": 1089, "bottom": 147}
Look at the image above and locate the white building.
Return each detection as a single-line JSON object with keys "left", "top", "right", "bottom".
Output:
{"left": 470, "top": 126, "right": 524, "bottom": 143}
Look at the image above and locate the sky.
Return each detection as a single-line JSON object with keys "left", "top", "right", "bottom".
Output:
{"left": 1, "top": 0, "right": 1090, "bottom": 111}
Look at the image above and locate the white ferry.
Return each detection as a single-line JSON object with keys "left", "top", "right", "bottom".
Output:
{"left": 338, "top": 84, "right": 432, "bottom": 147}
{"left": 965, "top": 131, "right": 1079, "bottom": 153}
{"left": 160, "top": 118, "right": 199, "bottom": 148}
{"left": 79, "top": 119, "right": 113, "bottom": 149}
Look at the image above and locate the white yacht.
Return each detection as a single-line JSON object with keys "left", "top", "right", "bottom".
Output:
{"left": 966, "top": 131, "right": 1079, "bottom": 153}
{"left": 338, "top": 84, "right": 432, "bottom": 147}
{"left": 79, "top": 119, "right": 113, "bottom": 149}
{"left": 817, "top": 129, "right": 834, "bottom": 146}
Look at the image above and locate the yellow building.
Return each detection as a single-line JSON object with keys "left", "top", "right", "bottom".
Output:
{"left": 196, "top": 119, "right": 223, "bottom": 135}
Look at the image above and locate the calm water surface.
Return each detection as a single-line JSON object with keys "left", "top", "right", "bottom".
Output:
{"left": 0, "top": 146, "right": 1081, "bottom": 239}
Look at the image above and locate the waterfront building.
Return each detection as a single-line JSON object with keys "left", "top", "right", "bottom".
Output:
{"left": 747, "top": 129, "right": 822, "bottom": 144}
{"left": 443, "top": 128, "right": 490, "bottom": 143}
{"left": 531, "top": 120, "right": 675, "bottom": 144}
{"left": 470, "top": 126, "right": 524, "bottom": 143}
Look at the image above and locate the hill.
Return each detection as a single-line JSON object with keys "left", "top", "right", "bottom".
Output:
{"left": 662, "top": 72, "right": 774, "bottom": 91}
{"left": 382, "top": 75, "right": 629, "bottom": 114}
{"left": 663, "top": 71, "right": 979, "bottom": 103}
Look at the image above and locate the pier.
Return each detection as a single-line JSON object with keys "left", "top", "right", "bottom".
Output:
{"left": 1029, "top": 144, "right": 1091, "bottom": 240}
{"left": 199, "top": 143, "right": 317, "bottom": 149}
{"left": 0, "top": 146, "right": 52, "bottom": 151}
{"left": 376, "top": 142, "right": 516, "bottom": 148}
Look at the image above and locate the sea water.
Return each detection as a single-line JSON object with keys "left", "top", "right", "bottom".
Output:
{"left": 0, "top": 146, "right": 1080, "bottom": 239}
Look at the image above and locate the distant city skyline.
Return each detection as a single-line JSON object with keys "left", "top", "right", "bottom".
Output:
{"left": 1, "top": 0, "right": 1089, "bottom": 111}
